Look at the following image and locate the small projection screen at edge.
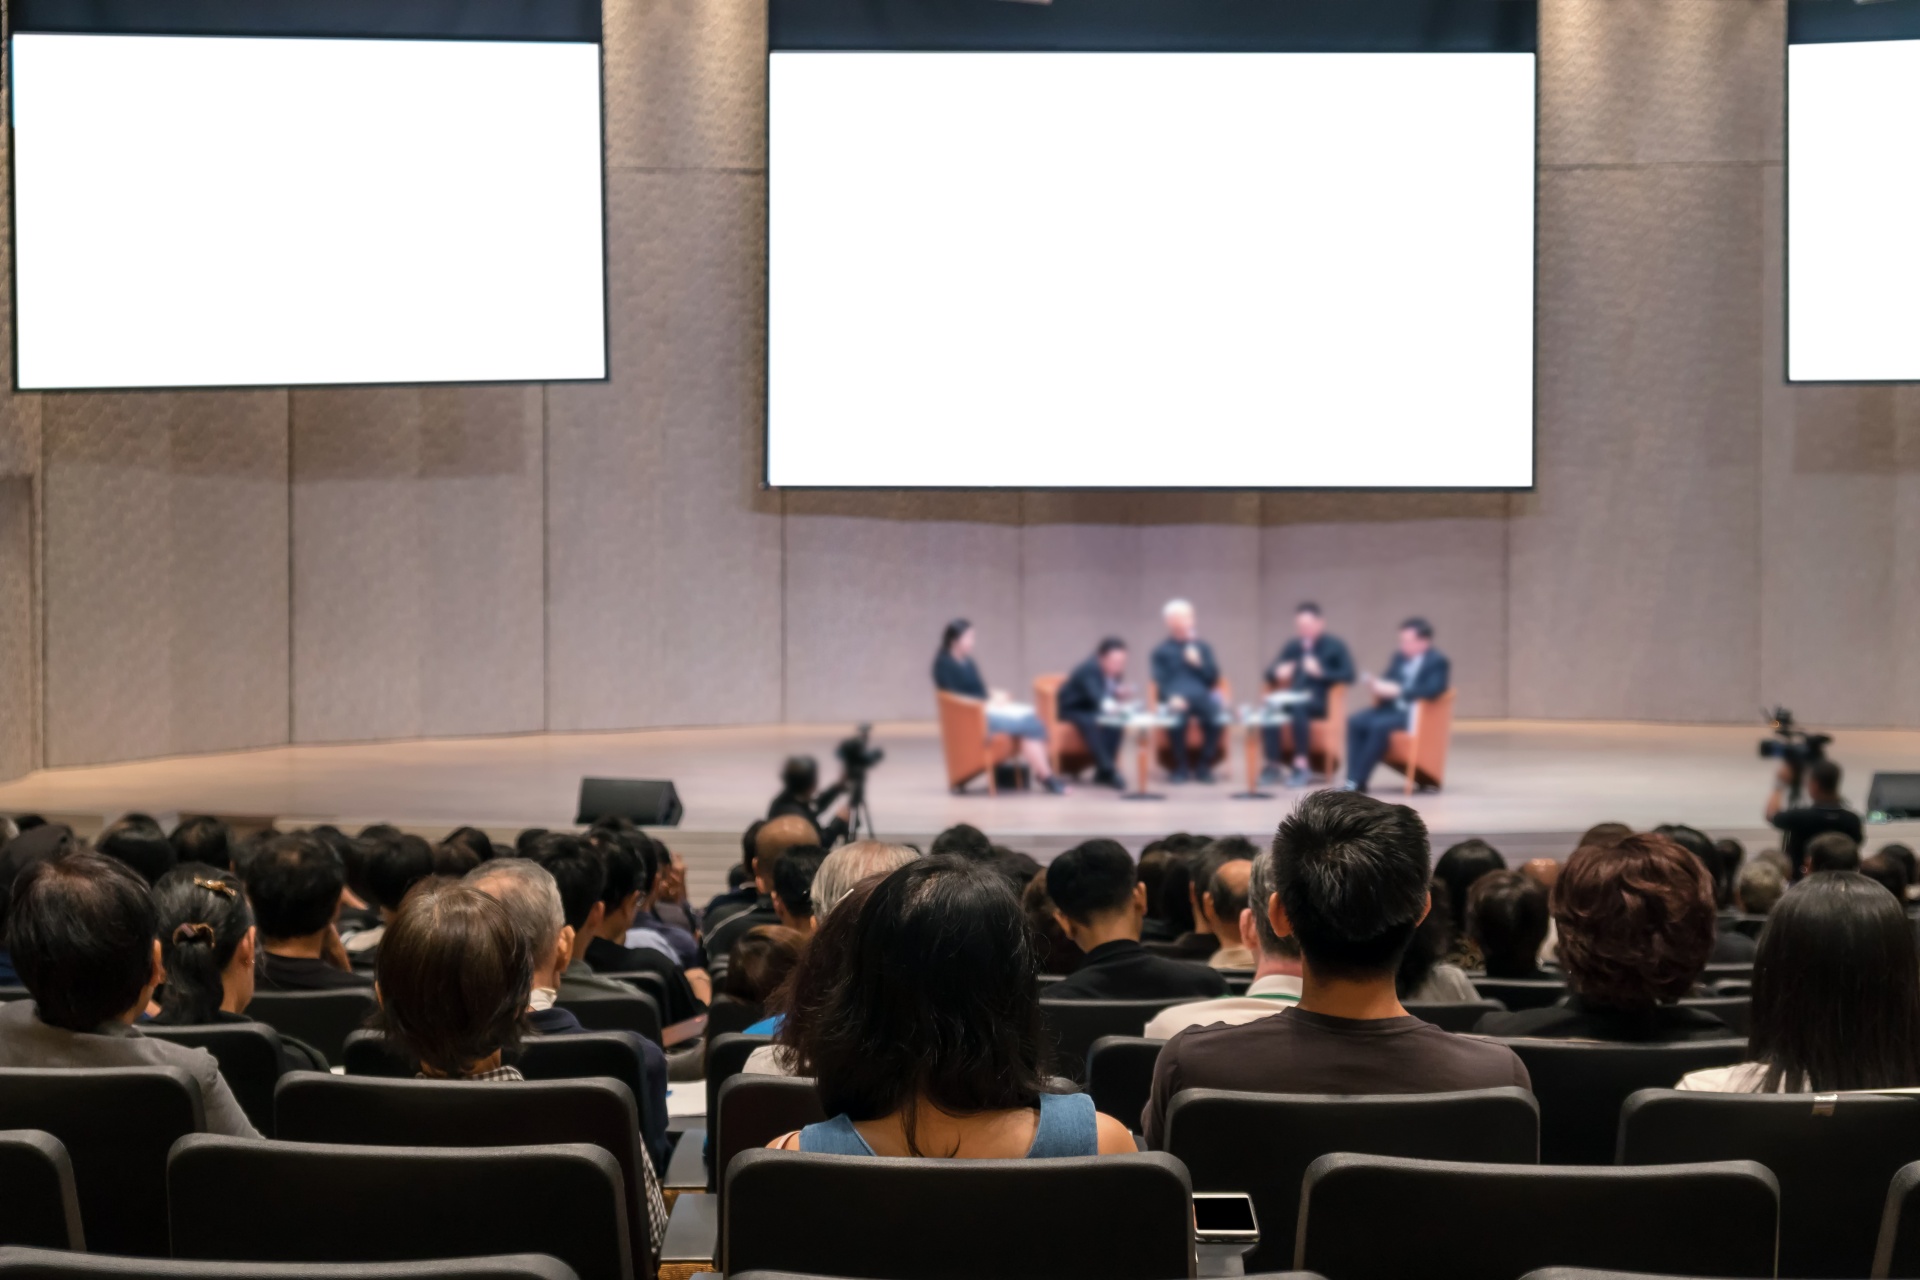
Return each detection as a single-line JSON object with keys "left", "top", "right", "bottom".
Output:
{"left": 766, "top": 0, "right": 1539, "bottom": 489}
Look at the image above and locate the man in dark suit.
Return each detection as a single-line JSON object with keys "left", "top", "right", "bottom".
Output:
{"left": 1045, "top": 839, "right": 1227, "bottom": 1002}
{"left": 1261, "top": 601, "right": 1355, "bottom": 787}
{"left": 1150, "top": 599, "right": 1223, "bottom": 783}
{"left": 1057, "top": 637, "right": 1130, "bottom": 790}
{"left": 1345, "top": 617, "right": 1450, "bottom": 792}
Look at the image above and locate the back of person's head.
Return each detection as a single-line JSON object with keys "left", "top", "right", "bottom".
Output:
{"left": 991, "top": 848, "right": 1042, "bottom": 892}
{"left": 587, "top": 826, "right": 653, "bottom": 911}
{"left": 773, "top": 845, "right": 825, "bottom": 920}
{"left": 1861, "top": 853, "right": 1908, "bottom": 901}
{"left": 170, "top": 816, "right": 235, "bottom": 872}
{"left": 1395, "top": 877, "right": 1454, "bottom": 998}
{"left": 785, "top": 857, "right": 1045, "bottom": 1146}
{"left": 1806, "top": 831, "right": 1862, "bottom": 874}
{"left": 308, "top": 826, "right": 367, "bottom": 904}
{"left": 375, "top": 880, "right": 531, "bottom": 1077}
{"left": 9, "top": 851, "right": 156, "bottom": 1031}
{"left": 524, "top": 833, "right": 607, "bottom": 931}
{"left": 1153, "top": 833, "right": 1209, "bottom": 936}
{"left": 152, "top": 863, "right": 251, "bottom": 1025}
{"left": 1271, "top": 791, "right": 1431, "bottom": 980}
{"left": 1714, "top": 837, "right": 1745, "bottom": 876}
{"left": 1045, "top": 839, "right": 1138, "bottom": 925}
{"left": 97, "top": 814, "right": 176, "bottom": 886}
{"left": 364, "top": 832, "right": 435, "bottom": 916}
{"left": 1245, "top": 846, "right": 1303, "bottom": 961}
{"left": 1578, "top": 822, "right": 1633, "bottom": 851}
{"left": 1751, "top": 872, "right": 1920, "bottom": 1091}
{"left": 0, "top": 824, "right": 77, "bottom": 947}
{"left": 1736, "top": 859, "right": 1788, "bottom": 915}
{"left": 722, "top": 924, "right": 807, "bottom": 1005}
{"left": 1880, "top": 843, "right": 1918, "bottom": 891}
{"left": 1200, "top": 837, "right": 1256, "bottom": 929}
{"left": 1137, "top": 842, "right": 1175, "bottom": 921}
{"left": 754, "top": 814, "right": 819, "bottom": 885}
{"left": 434, "top": 826, "right": 495, "bottom": 877}
{"left": 930, "top": 823, "right": 993, "bottom": 862}
{"left": 1553, "top": 835, "right": 1715, "bottom": 1011}
{"left": 464, "top": 858, "right": 565, "bottom": 970}
{"left": 1655, "top": 824, "right": 1730, "bottom": 908}
{"left": 1466, "top": 869, "right": 1550, "bottom": 978}
{"left": 1432, "top": 838, "right": 1505, "bottom": 943}
{"left": 780, "top": 755, "right": 819, "bottom": 797}
{"left": 1021, "top": 873, "right": 1084, "bottom": 974}
{"left": 1809, "top": 758, "right": 1843, "bottom": 799}
{"left": 244, "top": 832, "right": 346, "bottom": 942}
{"left": 812, "top": 841, "right": 919, "bottom": 921}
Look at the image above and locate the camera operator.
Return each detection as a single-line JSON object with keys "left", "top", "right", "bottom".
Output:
{"left": 767, "top": 755, "right": 851, "bottom": 848}
{"left": 1766, "top": 757, "right": 1863, "bottom": 879}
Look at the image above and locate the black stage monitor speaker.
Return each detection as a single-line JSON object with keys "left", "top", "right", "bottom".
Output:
{"left": 1868, "top": 773, "right": 1920, "bottom": 823}
{"left": 576, "top": 778, "right": 683, "bottom": 827}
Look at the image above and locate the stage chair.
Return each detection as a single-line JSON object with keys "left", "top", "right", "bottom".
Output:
{"left": 244, "top": 989, "right": 376, "bottom": 1068}
{"left": 1264, "top": 675, "right": 1350, "bottom": 780}
{"left": 1168, "top": 1087, "right": 1537, "bottom": 1274}
{"left": 141, "top": 1021, "right": 287, "bottom": 1136}
{"left": 0, "top": 1066, "right": 201, "bottom": 1256}
{"left": 1032, "top": 674, "right": 1095, "bottom": 778}
{"left": 0, "top": 1132, "right": 83, "bottom": 1251}
{"left": 168, "top": 1135, "right": 632, "bottom": 1280}
{"left": 1487, "top": 1038, "right": 1748, "bottom": 1164}
{"left": 273, "top": 1074, "right": 656, "bottom": 1273}
{"left": 722, "top": 1148, "right": 1192, "bottom": 1280}
{"left": 1085, "top": 1036, "right": 1166, "bottom": 1135}
{"left": 1295, "top": 1153, "right": 1778, "bottom": 1280}
{"left": 1620, "top": 1088, "right": 1920, "bottom": 1278}
{"left": 1404, "top": 998, "right": 1507, "bottom": 1032}
{"left": 1876, "top": 1162, "right": 1920, "bottom": 1279}
{"left": 0, "top": 1251, "right": 580, "bottom": 1280}
{"left": 935, "top": 691, "right": 1018, "bottom": 794}
{"left": 1040, "top": 998, "right": 1188, "bottom": 1084}
{"left": 1150, "top": 679, "right": 1233, "bottom": 776}
{"left": 1472, "top": 977, "right": 1567, "bottom": 1010}
{"left": 1380, "top": 687, "right": 1456, "bottom": 793}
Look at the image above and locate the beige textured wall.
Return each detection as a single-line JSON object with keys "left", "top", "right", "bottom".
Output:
{"left": 5, "top": 0, "right": 1912, "bottom": 780}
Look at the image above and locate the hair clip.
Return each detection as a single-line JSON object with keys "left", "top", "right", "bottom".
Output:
{"left": 171, "top": 922, "right": 216, "bottom": 946}
{"left": 193, "top": 876, "right": 237, "bottom": 900}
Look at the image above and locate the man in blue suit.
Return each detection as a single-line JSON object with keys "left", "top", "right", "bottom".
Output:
{"left": 1057, "top": 637, "right": 1130, "bottom": 791}
{"left": 1261, "top": 601, "right": 1355, "bottom": 788}
{"left": 1346, "top": 617, "right": 1450, "bottom": 792}
{"left": 1150, "top": 599, "right": 1223, "bottom": 784}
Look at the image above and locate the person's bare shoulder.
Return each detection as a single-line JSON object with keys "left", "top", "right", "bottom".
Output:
{"left": 1093, "top": 1111, "right": 1137, "bottom": 1155}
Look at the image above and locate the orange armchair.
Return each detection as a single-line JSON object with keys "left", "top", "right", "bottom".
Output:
{"left": 1150, "top": 678, "right": 1232, "bottom": 774}
{"left": 1381, "top": 689, "right": 1456, "bottom": 793}
{"left": 936, "top": 691, "right": 1019, "bottom": 794}
{"left": 1032, "top": 675, "right": 1095, "bottom": 778}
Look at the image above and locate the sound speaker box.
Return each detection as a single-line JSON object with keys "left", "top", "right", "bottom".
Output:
{"left": 575, "top": 777, "right": 683, "bottom": 827}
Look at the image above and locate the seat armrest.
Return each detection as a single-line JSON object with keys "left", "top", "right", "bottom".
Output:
{"left": 659, "top": 1190, "right": 719, "bottom": 1276}
{"left": 664, "top": 1126, "right": 707, "bottom": 1189}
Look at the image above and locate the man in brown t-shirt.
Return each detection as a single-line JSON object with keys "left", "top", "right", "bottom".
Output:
{"left": 1142, "top": 791, "right": 1529, "bottom": 1146}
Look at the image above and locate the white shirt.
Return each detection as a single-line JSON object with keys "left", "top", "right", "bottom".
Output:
{"left": 1143, "top": 973, "right": 1304, "bottom": 1040}
{"left": 1676, "top": 1062, "right": 1786, "bottom": 1093}
{"left": 529, "top": 986, "right": 559, "bottom": 1012}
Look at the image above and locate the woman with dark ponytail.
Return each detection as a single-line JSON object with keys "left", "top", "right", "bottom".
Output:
{"left": 151, "top": 863, "right": 255, "bottom": 1025}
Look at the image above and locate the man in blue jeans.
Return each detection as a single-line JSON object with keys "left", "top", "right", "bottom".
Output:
{"left": 1346, "top": 617, "right": 1450, "bottom": 792}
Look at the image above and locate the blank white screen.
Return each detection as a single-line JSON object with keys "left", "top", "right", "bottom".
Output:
{"left": 1788, "top": 39, "right": 1920, "bottom": 382}
{"left": 12, "top": 33, "right": 606, "bottom": 390}
{"left": 767, "top": 51, "right": 1535, "bottom": 488}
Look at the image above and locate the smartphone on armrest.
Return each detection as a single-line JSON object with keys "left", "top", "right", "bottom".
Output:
{"left": 1192, "top": 1192, "right": 1259, "bottom": 1244}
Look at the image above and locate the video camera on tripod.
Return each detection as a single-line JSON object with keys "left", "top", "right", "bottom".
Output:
{"left": 1759, "top": 706, "right": 1832, "bottom": 803}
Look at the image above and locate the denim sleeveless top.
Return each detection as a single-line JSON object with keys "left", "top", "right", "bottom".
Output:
{"left": 797, "top": 1091, "right": 1099, "bottom": 1157}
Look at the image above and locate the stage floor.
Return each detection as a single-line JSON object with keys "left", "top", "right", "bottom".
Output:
{"left": 3, "top": 720, "right": 1915, "bottom": 900}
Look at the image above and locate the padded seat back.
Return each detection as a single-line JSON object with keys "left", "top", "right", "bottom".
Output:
{"left": 0, "top": 1247, "right": 580, "bottom": 1280}
{"left": 140, "top": 1022, "right": 285, "bottom": 1136}
{"left": 1471, "top": 979, "right": 1566, "bottom": 1010}
{"left": 1876, "top": 1161, "right": 1920, "bottom": 1279}
{"left": 0, "top": 1067, "right": 202, "bottom": 1256}
{"left": 1621, "top": 1088, "right": 1920, "bottom": 1278}
{"left": 723, "top": 1148, "right": 1193, "bottom": 1280}
{"left": 703, "top": 996, "right": 764, "bottom": 1043}
{"left": 704, "top": 1032, "right": 773, "bottom": 1133}
{"left": 1491, "top": 1038, "right": 1747, "bottom": 1163}
{"left": 1675, "top": 996, "right": 1750, "bottom": 1036}
{"left": 168, "top": 1135, "right": 631, "bottom": 1280}
{"left": 557, "top": 990, "right": 661, "bottom": 1046}
{"left": 712, "top": 1075, "right": 827, "bottom": 1226}
{"left": 1039, "top": 999, "right": 1186, "bottom": 1083}
{"left": 1404, "top": 999, "right": 1507, "bottom": 1031}
{"left": 1297, "top": 1153, "right": 1778, "bottom": 1280}
{"left": 273, "top": 1074, "right": 652, "bottom": 1270}
{"left": 1166, "top": 1087, "right": 1538, "bottom": 1273}
{"left": 244, "top": 990, "right": 375, "bottom": 1067}
{"left": 1085, "top": 1036, "right": 1166, "bottom": 1134}
{"left": 0, "top": 1131, "right": 83, "bottom": 1250}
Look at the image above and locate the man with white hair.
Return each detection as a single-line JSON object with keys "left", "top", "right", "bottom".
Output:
{"left": 464, "top": 858, "right": 582, "bottom": 1035}
{"left": 1151, "top": 598, "right": 1224, "bottom": 783}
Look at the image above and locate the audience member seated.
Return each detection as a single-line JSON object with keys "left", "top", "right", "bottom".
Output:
{"left": 930, "top": 824, "right": 993, "bottom": 863}
{"left": 770, "top": 856, "right": 1134, "bottom": 1156}
{"left": 772, "top": 845, "right": 824, "bottom": 938}
{"left": 345, "top": 829, "right": 434, "bottom": 967}
{"left": 1137, "top": 839, "right": 1178, "bottom": 941}
{"left": 1144, "top": 835, "right": 1221, "bottom": 961}
{"left": 0, "top": 851, "right": 258, "bottom": 1136}
{"left": 170, "top": 815, "right": 236, "bottom": 872}
{"left": 530, "top": 832, "right": 700, "bottom": 1023}
{"left": 1679, "top": 871, "right": 1920, "bottom": 1092}
{"left": 812, "top": 840, "right": 921, "bottom": 919}
{"left": 585, "top": 826, "right": 711, "bottom": 1008}
{"left": 1657, "top": 823, "right": 1756, "bottom": 962}
{"left": 744, "top": 879, "right": 886, "bottom": 1079}
{"left": 706, "top": 816, "right": 818, "bottom": 963}
{"left": 1736, "top": 859, "right": 1787, "bottom": 916}
{"left": 1432, "top": 838, "right": 1505, "bottom": 963}
{"left": 247, "top": 833, "right": 372, "bottom": 990}
{"left": 705, "top": 822, "right": 764, "bottom": 925}
{"left": 434, "top": 825, "right": 495, "bottom": 875}
{"left": 1881, "top": 843, "right": 1918, "bottom": 900}
{"left": 1022, "top": 876, "right": 1082, "bottom": 977}
{"left": 1467, "top": 869, "right": 1552, "bottom": 980}
{"left": 97, "top": 813, "right": 177, "bottom": 885}
{"left": 1862, "top": 852, "right": 1909, "bottom": 901}
{"left": 467, "top": 858, "right": 586, "bottom": 1035}
{"left": 1145, "top": 875, "right": 1302, "bottom": 1039}
{"left": 1141, "top": 792, "right": 1528, "bottom": 1147}
{"left": 729, "top": 926, "right": 807, "bottom": 1037}
{"left": 1579, "top": 821, "right": 1633, "bottom": 849}
{"left": 1476, "top": 834, "right": 1728, "bottom": 1041}
{"left": 1807, "top": 831, "right": 1862, "bottom": 875}
{"left": 0, "top": 823, "right": 75, "bottom": 984}
{"left": 1396, "top": 881, "right": 1479, "bottom": 1002}
{"left": 602, "top": 826, "right": 703, "bottom": 971}
{"left": 1192, "top": 838, "right": 1256, "bottom": 970}
{"left": 1044, "top": 840, "right": 1227, "bottom": 1001}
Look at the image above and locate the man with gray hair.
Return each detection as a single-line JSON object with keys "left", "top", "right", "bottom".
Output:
{"left": 1145, "top": 842, "right": 1303, "bottom": 1038}
{"left": 1150, "top": 598, "right": 1223, "bottom": 783}
{"left": 465, "top": 858, "right": 581, "bottom": 1035}
{"left": 811, "top": 840, "right": 919, "bottom": 919}
{"left": 1735, "top": 859, "right": 1787, "bottom": 916}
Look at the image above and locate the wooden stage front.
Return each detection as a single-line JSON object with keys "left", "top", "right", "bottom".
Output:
{"left": 4, "top": 720, "right": 1918, "bottom": 902}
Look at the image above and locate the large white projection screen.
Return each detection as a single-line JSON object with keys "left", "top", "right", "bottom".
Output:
{"left": 767, "top": 51, "right": 1535, "bottom": 488}
{"left": 1788, "top": 38, "right": 1920, "bottom": 382}
{"left": 12, "top": 34, "right": 606, "bottom": 389}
